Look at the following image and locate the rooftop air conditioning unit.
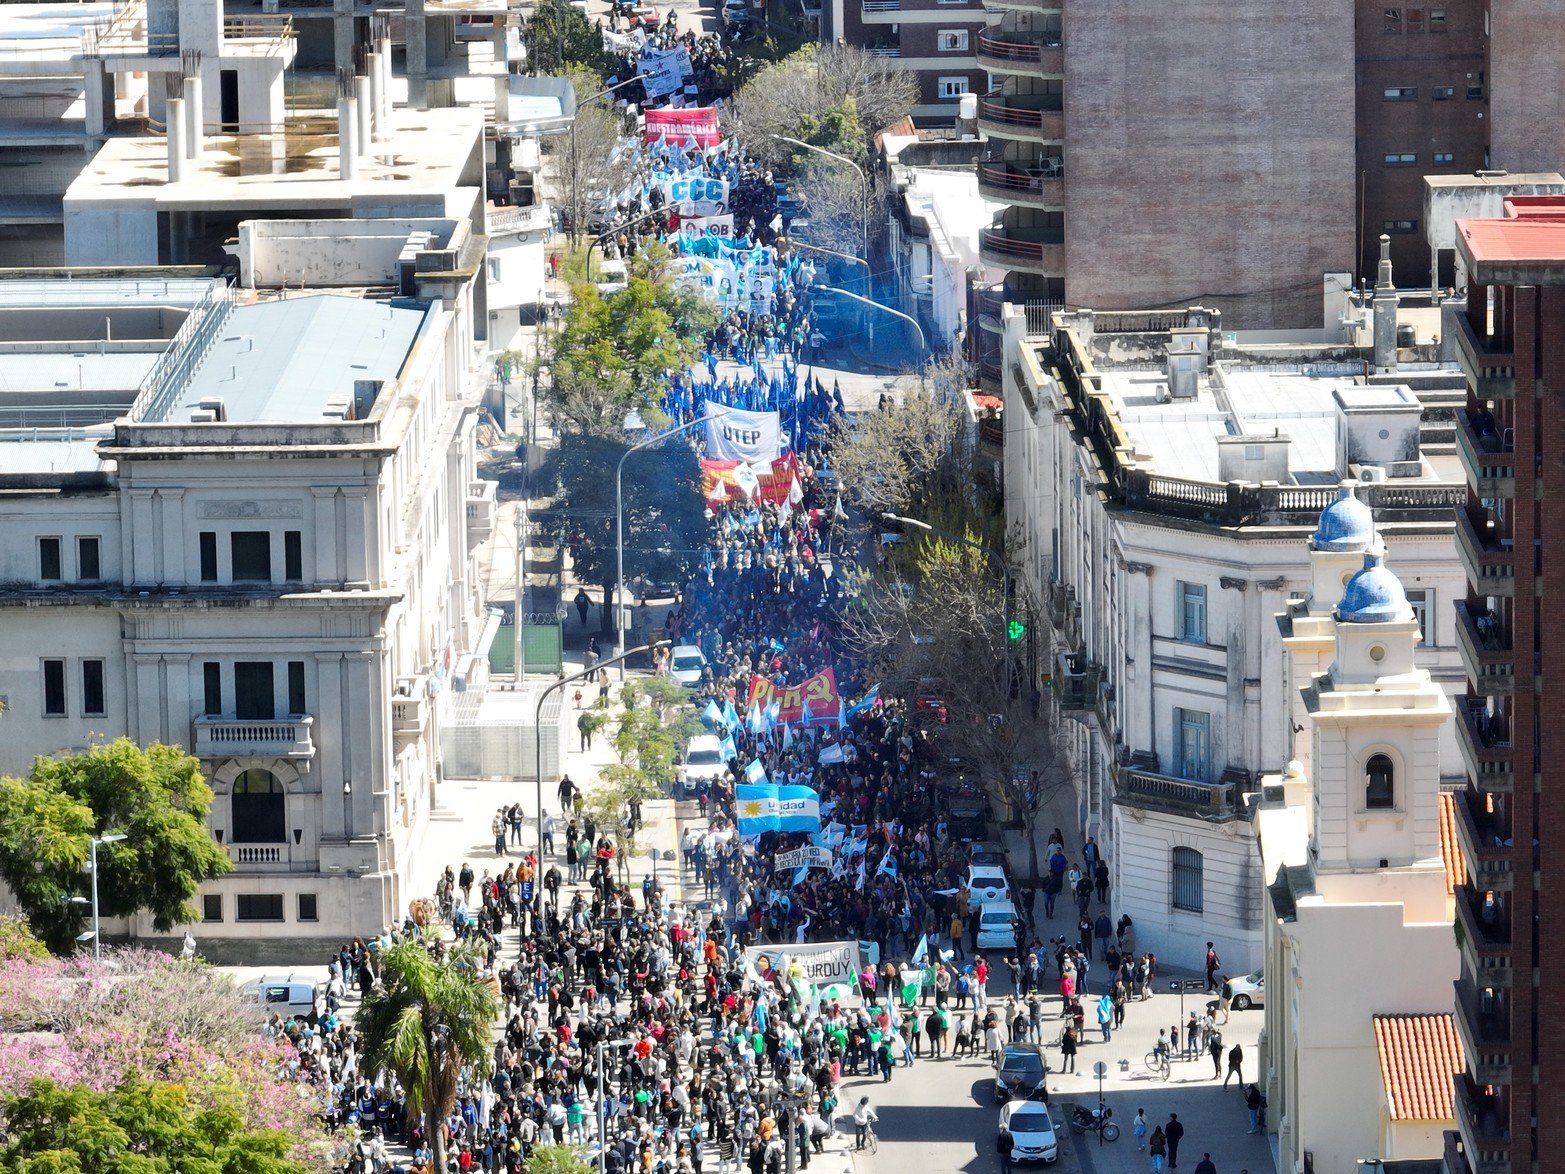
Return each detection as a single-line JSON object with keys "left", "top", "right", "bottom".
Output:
{"left": 1359, "top": 465, "right": 1387, "bottom": 483}
{"left": 196, "top": 395, "right": 227, "bottom": 421}
{"left": 189, "top": 408, "right": 216, "bottom": 423}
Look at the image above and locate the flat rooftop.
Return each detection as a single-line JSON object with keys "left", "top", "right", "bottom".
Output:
{"left": 0, "top": 2, "right": 110, "bottom": 60}
{"left": 148, "top": 294, "right": 424, "bottom": 424}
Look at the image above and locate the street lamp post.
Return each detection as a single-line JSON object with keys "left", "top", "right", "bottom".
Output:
{"left": 616, "top": 415, "right": 704, "bottom": 674}
{"left": 569, "top": 75, "right": 646, "bottom": 244}
{"left": 74, "top": 832, "right": 127, "bottom": 961}
{"left": 812, "top": 284, "right": 927, "bottom": 355}
{"left": 586, "top": 205, "right": 668, "bottom": 280}
{"left": 769, "top": 134, "right": 869, "bottom": 266}
{"left": 785, "top": 238, "right": 871, "bottom": 299}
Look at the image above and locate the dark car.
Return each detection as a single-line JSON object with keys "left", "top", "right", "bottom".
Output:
{"left": 995, "top": 1043, "right": 1049, "bottom": 1103}
{"left": 948, "top": 796, "right": 988, "bottom": 842}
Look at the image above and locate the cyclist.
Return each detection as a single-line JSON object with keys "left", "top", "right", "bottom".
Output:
{"left": 853, "top": 1097, "right": 878, "bottom": 1151}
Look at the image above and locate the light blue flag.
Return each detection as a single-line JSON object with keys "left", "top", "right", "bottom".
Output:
{"left": 719, "top": 736, "right": 738, "bottom": 763}
{"left": 745, "top": 759, "right": 768, "bottom": 785}
{"left": 793, "top": 866, "right": 809, "bottom": 887}
{"left": 703, "top": 699, "right": 724, "bottom": 728}
{"left": 877, "top": 852, "right": 898, "bottom": 880}
{"left": 846, "top": 685, "right": 880, "bottom": 720}
{"left": 724, "top": 698, "right": 740, "bottom": 727}
{"left": 747, "top": 702, "right": 766, "bottom": 735}
{"left": 775, "top": 784, "right": 821, "bottom": 833}
{"left": 910, "top": 934, "right": 928, "bottom": 966}
{"left": 735, "top": 784, "right": 779, "bottom": 835}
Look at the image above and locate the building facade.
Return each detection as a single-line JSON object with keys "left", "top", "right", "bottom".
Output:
{"left": 1257, "top": 501, "right": 1461, "bottom": 1173}
{"left": 1442, "top": 196, "right": 1565, "bottom": 1174}
{"left": 0, "top": 240, "right": 492, "bottom": 956}
{"left": 820, "top": 0, "right": 987, "bottom": 123}
{"left": 1000, "top": 304, "right": 1468, "bottom": 975}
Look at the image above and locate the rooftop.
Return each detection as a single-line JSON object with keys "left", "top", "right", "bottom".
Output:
{"left": 1437, "top": 791, "right": 1460, "bottom": 898}
{"left": 1457, "top": 196, "right": 1565, "bottom": 285}
{"left": 147, "top": 294, "right": 424, "bottom": 424}
{"left": 1373, "top": 1013, "right": 1465, "bottom": 1122}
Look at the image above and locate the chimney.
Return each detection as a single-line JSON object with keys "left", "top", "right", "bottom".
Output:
{"left": 182, "top": 67, "right": 203, "bottom": 160}
{"left": 1372, "top": 233, "right": 1398, "bottom": 373}
{"left": 166, "top": 96, "right": 186, "bottom": 183}
{"left": 337, "top": 69, "right": 358, "bottom": 180}
{"left": 355, "top": 73, "right": 371, "bottom": 156}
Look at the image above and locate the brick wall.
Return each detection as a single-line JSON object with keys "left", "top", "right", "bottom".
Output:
{"left": 1488, "top": 1, "right": 1565, "bottom": 174}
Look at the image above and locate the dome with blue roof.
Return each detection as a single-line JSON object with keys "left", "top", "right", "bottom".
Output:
{"left": 1336, "top": 548, "right": 1411, "bottom": 624}
{"left": 1311, "top": 482, "right": 1376, "bottom": 552}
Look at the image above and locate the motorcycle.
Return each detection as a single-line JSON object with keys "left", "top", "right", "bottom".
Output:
{"left": 1069, "top": 1103, "right": 1120, "bottom": 1142}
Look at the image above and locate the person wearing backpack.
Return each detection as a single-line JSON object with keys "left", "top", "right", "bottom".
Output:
{"left": 997, "top": 1127, "right": 1015, "bottom": 1174}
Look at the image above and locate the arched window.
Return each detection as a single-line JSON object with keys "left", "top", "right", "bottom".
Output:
{"left": 230, "top": 768, "right": 286, "bottom": 843}
{"left": 1365, "top": 754, "right": 1395, "bottom": 810}
{"left": 1171, "top": 846, "right": 1204, "bottom": 913}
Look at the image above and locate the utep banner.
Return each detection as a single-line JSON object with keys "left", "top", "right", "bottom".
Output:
{"left": 735, "top": 783, "right": 821, "bottom": 834}
{"left": 704, "top": 401, "right": 783, "bottom": 462}
{"left": 744, "top": 941, "right": 862, "bottom": 987}
{"left": 701, "top": 451, "right": 798, "bottom": 504}
{"left": 775, "top": 846, "right": 834, "bottom": 872}
{"left": 747, "top": 667, "right": 839, "bottom": 724}
{"left": 644, "top": 106, "right": 721, "bottom": 148}
{"left": 658, "top": 174, "right": 728, "bottom": 217}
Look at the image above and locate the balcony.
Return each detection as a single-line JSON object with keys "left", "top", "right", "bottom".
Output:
{"left": 1453, "top": 1074, "right": 1514, "bottom": 1174}
{"left": 976, "top": 91, "right": 1064, "bottom": 141}
{"left": 1455, "top": 886, "right": 1512, "bottom": 988}
{"left": 228, "top": 842, "right": 316, "bottom": 872}
{"left": 1455, "top": 410, "right": 1515, "bottom": 499}
{"left": 975, "top": 30, "right": 1063, "bottom": 75}
{"left": 1453, "top": 981, "right": 1511, "bottom": 1086}
{"left": 1455, "top": 509, "right": 1515, "bottom": 597}
{"left": 976, "top": 159, "right": 1063, "bottom": 208}
{"left": 1454, "top": 601, "right": 1514, "bottom": 696}
{"left": 466, "top": 478, "right": 497, "bottom": 546}
{"left": 1115, "top": 766, "right": 1239, "bottom": 820}
{"left": 976, "top": 286, "right": 1061, "bottom": 335}
{"left": 985, "top": 0, "right": 1059, "bottom": 11}
{"left": 979, "top": 225, "right": 1065, "bottom": 276}
{"left": 1054, "top": 649, "right": 1100, "bottom": 712}
{"left": 1453, "top": 699, "right": 1514, "bottom": 793}
{"left": 1452, "top": 789, "right": 1514, "bottom": 892}
{"left": 192, "top": 715, "right": 315, "bottom": 763}
{"left": 1452, "top": 310, "right": 1515, "bottom": 401}
{"left": 392, "top": 674, "right": 430, "bottom": 744}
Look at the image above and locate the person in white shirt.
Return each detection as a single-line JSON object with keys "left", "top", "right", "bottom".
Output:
{"left": 852, "top": 1097, "right": 878, "bottom": 1149}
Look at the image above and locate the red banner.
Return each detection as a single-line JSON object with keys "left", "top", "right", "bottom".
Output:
{"left": 747, "top": 667, "right": 839, "bottom": 724}
{"left": 701, "top": 452, "right": 798, "bottom": 505}
{"left": 644, "top": 106, "right": 721, "bottom": 147}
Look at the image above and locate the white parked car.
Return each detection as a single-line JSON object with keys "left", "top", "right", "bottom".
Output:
{"left": 670, "top": 644, "right": 707, "bottom": 687}
{"left": 976, "top": 899, "right": 1019, "bottom": 952}
{"left": 1227, "top": 969, "right": 1265, "bottom": 1010}
{"left": 999, "top": 1100, "right": 1059, "bottom": 1163}
{"left": 239, "top": 975, "right": 320, "bottom": 1020}
{"left": 968, "top": 863, "right": 1011, "bottom": 911}
{"left": 683, "top": 734, "right": 728, "bottom": 785}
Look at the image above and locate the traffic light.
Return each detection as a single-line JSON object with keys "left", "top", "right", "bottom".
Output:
{"left": 1007, "top": 618, "right": 1026, "bottom": 641}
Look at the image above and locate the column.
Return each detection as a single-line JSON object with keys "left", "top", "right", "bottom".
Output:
{"left": 162, "top": 654, "right": 192, "bottom": 748}
{"left": 127, "top": 489, "right": 156, "bottom": 584}
{"left": 315, "top": 652, "right": 346, "bottom": 841}
{"left": 1220, "top": 577, "right": 1247, "bottom": 773}
{"left": 342, "top": 488, "right": 371, "bottom": 587}
{"left": 1124, "top": 562, "right": 1154, "bottom": 758}
{"left": 1255, "top": 577, "right": 1289, "bottom": 770}
{"left": 132, "top": 656, "right": 163, "bottom": 746}
{"left": 156, "top": 489, "right": 185, "bottom": 585}
{"left": 312, "top": 487, "right": 339, "bottom": 583}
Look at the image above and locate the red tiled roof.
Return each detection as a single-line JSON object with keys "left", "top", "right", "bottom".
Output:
{"left": 1373, "top": 1014, "right": 1465, "bottom": 1121}
{"left": 1437, "top": 792, "right": 1460, "bottom": 897}
{"left": 1458, "top": 217, "right": 1565, "bottom": 263}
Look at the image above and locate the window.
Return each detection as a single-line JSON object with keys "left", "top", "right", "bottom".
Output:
{"left": 1383, "top": 86, "right": 1417, "bottom": 100}
{"left": 1405, "top": 6, "right": 1424, "bottom": 31}
{"left": 937, "top": 76, "right": 970, "bottom": 99}
{"left": 1434, "top": 151, "right": 1454, "bottom": 165}
{"left": 1365, "top": 753, "right": 1395, "bottom": 809}
{"left": 202, "top": 661, "right": 222, "bottom": 716}
{"left": 486, "top": 257, "right": 501, "bottom": 282}
{"left": 202, "top": 894, "right": 223, "bottom": 922}
{"left": 1405, "top": 588, "right": 1433, "bottom": 646}
{"left": 936, "top": 28, "right": 968, "bottom": 51}
{"left": 199, "top": 532, "right": 218, "bottom": 582}
{"left": 236, "top": 894, "right": 285, "bottom": 922}
{"left": 284, "top": 530, "right": 303, "bottom": 582}
{"left": 1177, "top": 581, "right": 1207, "bottom": 644}
{"left": 233, "top": 662, "right": 275, "bottom": 720}
{"left": 1429, "top": 7, "right": 1446, "bottom": 30}
{"left": 1172, "top": 847, "right": 1204, "bottom": 913}
{"left": 1384, "top": 152, "right": 1418, "bottom": 166}
{"left": 287, "top": 661, "right": 306, "bottom": 716}
{"left": 42, "top": 659, "right": 66, "bottom": 717}
{"left": 298, "top": 893, "right": 319, "bottom": 922}
{"left": 1383, "top": 6, "right": 1401, "bottom": 32}
{"left": 230, "top": 768, "right": 286, "bottom": 843}
{"left": 1433, "top": 86, "right": 1456, "bottom": 100}
{"left": 38, "top": 537, "right": 61, "bottom": 581}
{"left": 1467, "top": 84, "right": 1485, "bottom": 100}
{"left": 81, "top": 660, "right": 105, "bottom": 717}
{"left": 230, "top": 531, "right": 271, "bottom": 582}
{"left": 1384, "top": 219, "right": 1419, "bottom": 233}
{"left": 1176, "top": 708, "right": 1210, "bottom": 781}
{"left": 77, "top": 537, "right": 101, "bottom": 581}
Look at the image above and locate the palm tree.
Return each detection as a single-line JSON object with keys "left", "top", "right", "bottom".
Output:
{"left": 354, "top": 931, "right": 499, "bottom": 1172}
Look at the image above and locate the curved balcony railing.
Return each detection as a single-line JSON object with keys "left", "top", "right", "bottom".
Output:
{"left": 979, "top": 226, "right": 1065, "bottom": 274}
{"left": 977, "top": 31, "right": 1041, "bottom": 62}
{"left": 975, "top": 30, "right": 1062, "bottom": 72}
{"left": 976, "top": 159, "right": 1064, "bottom": 205}
{"left": 977, "top": 91, "right": 1064, "bottom": 139}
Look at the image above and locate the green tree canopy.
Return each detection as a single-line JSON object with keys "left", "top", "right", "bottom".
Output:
{"left": 0, "top": 740, "right": 231, "bottom": 954}
{"left": 0, "top": 1077, "right": 309, "bottom": 1174}
{"left": 524, "top": 0, "right": 612, "bottom": 76}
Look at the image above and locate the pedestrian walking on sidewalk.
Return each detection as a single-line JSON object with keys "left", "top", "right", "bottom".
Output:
{"left": 1148, "top": 1126, "right": 1167, "bottom": 1173}
{"left": 1225, "top": 1043, "right": 1244, "bottom": 1089}
{"left": 579, "top": 712, "right": 593, "bottom": 751}
{"left": 1164, "top": 1114, "right": 1184, "bottom": 1168}
{"left": 1133, "top": 1109, "right": 1148, "bottom": 1151}
{"left": 575, "top": 588, "right": 590, "bottom": 627}
{"left": 1209, "top": 1032, "right": 1223, "bottom": 1078}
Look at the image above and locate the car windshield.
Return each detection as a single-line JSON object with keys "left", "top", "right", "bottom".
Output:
{"left": 673, "top": 656, "right": 703, "bottom": 671}
{"left": 981, "top": 911, "right": 1012, "bottom": 928}
{"left": 688, "top": 749, "right": 722, "bottom": 765}
{"left": 1010, "top": 1107, "right": 1051, "bottom": 1132}
{"left": 1001, "top": 1052, "right": 1043, "bottom": 1077}
{"left": 1246, "top": 970, "right": 1263, "bottom": 983}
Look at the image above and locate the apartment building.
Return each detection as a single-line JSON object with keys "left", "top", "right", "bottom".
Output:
{"left": 820, "top": 0, "right": 987, "bottom": 123}
{"left": 1441, "top": 196, "right": 1565, "bottom": 1174}
{"left": 999, "top": 301, "right": 1468, "bottom": 973}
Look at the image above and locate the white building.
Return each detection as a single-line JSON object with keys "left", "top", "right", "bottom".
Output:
{"left": 0, "top": 221, "right": 494, "bottom": 955}
{"left": 1255, "top": 507, "right": 1462, "bottom": 1173}
{"left": 1000, "top": 302, "right": 1468, "bottom": 973}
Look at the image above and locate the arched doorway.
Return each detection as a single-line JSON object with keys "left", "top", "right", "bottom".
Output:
{"left": 230, "top": 768, "right": 286, "bottom": 843}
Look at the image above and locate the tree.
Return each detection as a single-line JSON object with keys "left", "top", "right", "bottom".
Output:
{"left": 544, "top": 68, "right": 635, "bottom": 243}
{"left": 355, "top": 933, "right": 499, "bottom": 1174}
{"left": 541, "top": 432, "right": 707, "bottom": 635}
{"left": 524, "top": 0, "right": 612, "bottom": 76}
{"left": 0, "top": 1077, "right": 309, "bottom": 1174}
{"left": 526, "top": 1144, "right": 597, "bottom": 1174}
{"left": 826, "top": 372, "right": 967, "bottom": 517}
{"left": 0, "top": 740, "right": 231, "bottom": 954}
{"left": 839, "top": 531, "right": 1070, "bottom": 883}
{"left": 731, "top": 45, "right": 916, "bottom": 163}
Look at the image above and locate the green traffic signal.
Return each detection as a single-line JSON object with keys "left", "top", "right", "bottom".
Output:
{"left": 1007, "top": 618, "right": 1026, "bottom": 641}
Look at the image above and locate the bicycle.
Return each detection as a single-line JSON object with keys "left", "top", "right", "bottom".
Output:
{"left": 1144, "top": 1049, "right": 1171, "bottom": 1081}
{"left": 860, "top": 1125, "right": 879, "bottom": 1155}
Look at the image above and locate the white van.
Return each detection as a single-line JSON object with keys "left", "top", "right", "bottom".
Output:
{"left": 239, "top": 975, "right": 321, "bottom": 1019}
{"left": 975, "top": 900, "right": 1019, "bottom": 952}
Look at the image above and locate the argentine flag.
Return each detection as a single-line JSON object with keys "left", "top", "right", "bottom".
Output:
{"left": 745, "top": 759, "right": 768, "bottom": 785}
